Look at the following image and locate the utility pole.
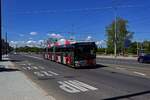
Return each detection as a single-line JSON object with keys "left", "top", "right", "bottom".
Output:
{"left": 112, "top": 0, "right": 118, "bottom": 58}
{"left": 0, "top": 0, "right": 2, "bottom": 61}
{"left": 137, "top": 42, "right": 139, "bottom": 56}
{"left": 5, "top": 32, "right": 7, "bottom": 55}
{"left": 114, "top": 7, "right": 117, "bottom": 58}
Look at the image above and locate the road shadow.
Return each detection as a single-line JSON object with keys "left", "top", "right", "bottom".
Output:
{"left": 1, "top": 59, "right": 23, "bottom": 62}
{"left": 76, "top": 64, "right": 108, "bottom": 69}
{"left": 63, "top": 75, "right": 78, "bottom": 79}
{"left": 103, "top": 90, "right": 150, "bottom": 100}
{"left": 143, "top": 62, "right": 150, "bottom": 64}
{"left": 0, "top": 66, "right": 20, "bottom": 72}
{"left": 38, "top": 77, "right": 55, "bottom": 80}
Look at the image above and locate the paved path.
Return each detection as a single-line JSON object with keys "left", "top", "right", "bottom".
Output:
{"left": 0, "top": 61, "right": 55, "bottom": 100}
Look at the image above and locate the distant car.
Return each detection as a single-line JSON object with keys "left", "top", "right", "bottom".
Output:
{"left": 138, "top": 54, "right": 150, "bottom": 63}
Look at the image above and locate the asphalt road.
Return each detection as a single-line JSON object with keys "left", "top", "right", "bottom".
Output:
{"left": 97, "top": 57, "right": 150, "bottom": 68}
{"left": 9, "top": 54, "right": 150, "bottom": 100}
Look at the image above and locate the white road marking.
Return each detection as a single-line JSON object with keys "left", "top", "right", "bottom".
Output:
{"left": 34, "top": 72, "right": 45, "bottom": 77}
{"left": 25, "top": 55, "right": 43, "bottom": 60}
{"left": 20, "top": 64, "right": 26, "bottom": 66}
{"left": 58, "top": 81, "right": 80, "bottom": 93}
{"left": 58, "top": 80, "right": 98, "bottom": 93}
{"left": 115, "top": 67, "right": 126, "bottom": 70}
{"left": 33, "top": 70, "right": 59, "bottom": 77}
{"left": 22, "top": 67, "right": 27, "bottom": 70}
{"left": 48, "top": 71, "right": 59, "bottom": 76}
{"left": 64, "top": 81, "right": 88, "bottom": 92}
{"left": 70, "top": 80, "right": 98, "bottom": 90}
{"left": 38, "top": 66, "right": 45, "bottom": 69}
{"left": 33, "top": 66, "right": 38, "bottom": 70}
{"left": 27, "top": 67, "right": 32, "bottom": 70}
{"left": 24, "top": 66, "right": 39, "bottom": 70}
{"left": 41, "top": 71, "right": 52, "bottom": 77}
{"left": 133, "top": 71, "right": 146, "bottom": 76}
{"left": 28, "top": 63, "right": 32, "bottom": 66}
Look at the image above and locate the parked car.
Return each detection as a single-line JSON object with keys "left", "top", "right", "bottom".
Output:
{"left": 138, "top": 54, "right": 150, "bottom": 63}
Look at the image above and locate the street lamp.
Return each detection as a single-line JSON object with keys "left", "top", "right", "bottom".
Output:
{"left": 114, "top": 7, "right": 117, "bottom": 58}
{"left": 0, "top": 0, "right": 2, "bottom": 60}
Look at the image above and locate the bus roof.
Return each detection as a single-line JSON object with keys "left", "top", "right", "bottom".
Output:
{"left": 47, "top": 41, "right": 96, "bottom": 48}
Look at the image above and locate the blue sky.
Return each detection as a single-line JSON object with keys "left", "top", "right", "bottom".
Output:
{"left": 2, "top": 0, "right": 150, "bottom": 44}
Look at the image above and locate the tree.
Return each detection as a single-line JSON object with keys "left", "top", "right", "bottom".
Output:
{"left": 142, "top": 41, "right": 150, "bottom": 53}
{"left": 106, "top": 17, "right": 133, "bottom": 55}
{"left": 16, "top": 46, "right": 43, "bottom": 53}
{"left": 127, "top": 42, "right": 138, "bottom": 55}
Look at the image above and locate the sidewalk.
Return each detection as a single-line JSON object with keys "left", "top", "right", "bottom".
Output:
{"left": 97, "top": 55, "right": 137, "bottom": 60}
{"left": 0, "top": 61, "right": 56, "bottom": 100}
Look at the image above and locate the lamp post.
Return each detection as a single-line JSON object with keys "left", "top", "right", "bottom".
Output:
{"left": 114, "top": 7, "right": 117, "bottom": 58}
{"left": 5, "top": 32, "right": 7, "bottom": 56}
{"left": 0, "top": 0, "right": 2, "bottom": 60}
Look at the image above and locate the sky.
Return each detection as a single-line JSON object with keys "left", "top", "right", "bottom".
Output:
{"left": 2, "top": 0, "right": 150, "bottom": 47}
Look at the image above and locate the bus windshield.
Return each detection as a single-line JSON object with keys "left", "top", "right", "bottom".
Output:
{"left": 75, "top": 44, "right": 96, "bottom": 60}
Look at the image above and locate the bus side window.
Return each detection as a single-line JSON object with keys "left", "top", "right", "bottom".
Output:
{"left": 91, "top": 49, "right": 94, "bottom": 55}
{"left": 44, "top": 48, "right": 46, "bottom": 52}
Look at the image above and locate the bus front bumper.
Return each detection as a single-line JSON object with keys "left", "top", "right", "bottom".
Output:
{"left": 75, "top": 59, "right": 96, "bottom": 67}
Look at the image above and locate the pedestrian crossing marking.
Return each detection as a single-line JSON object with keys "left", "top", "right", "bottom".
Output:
{"left": 58, "top": 80, "right": 98, "bottom": 93}
{"left": 33, "top": 70, "right": 59, "bottom": 77}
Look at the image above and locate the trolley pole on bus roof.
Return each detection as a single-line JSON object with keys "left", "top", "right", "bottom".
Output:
{"left": 0, "top": 0, "right": 2, "bottom": 61}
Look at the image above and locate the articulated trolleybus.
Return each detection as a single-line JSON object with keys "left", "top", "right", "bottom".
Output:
{"left": 43, "top": 41, "right": 97, "bottom": 68}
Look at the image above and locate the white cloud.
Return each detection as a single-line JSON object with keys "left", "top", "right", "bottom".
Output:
{"left": 10, "top": 41, "right": 26, "bottom": 47}
{"left": 38, "top": 40, "right": 44, "bottom": 43}
{"left": 96, "top": 40, "right": 106, "bottom": 48}
{"left": 30, "top": 32, "right": 38, "bottom": 36}
{"left": 47, "top": 33, "right": 63, "bottom": 39}
{"left": 57, "top": 38, "right": 66, "bottom": 45}
{"left": 9, "top": 40, "right": 45, "bottom": 48}
{"left": 26, "top": 40, "right": 36, "bottom": 44}
{"left": 10, "top": 41, "right": 17, "bottom": 44}
{"left": 86, "top": 36, "right": 92, "bottom": 41}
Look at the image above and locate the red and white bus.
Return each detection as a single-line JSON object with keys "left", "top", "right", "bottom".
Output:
{"left": 43, "top": 41, "right": 97, "bottom": 68}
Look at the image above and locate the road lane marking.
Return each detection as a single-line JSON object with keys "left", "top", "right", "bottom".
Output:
{"left": 70, "top": 80, "right": 98, "bottom": 90}
{"left": 33, "top": 66, "right": 38, "bottom": 70}
{"left": 115, "top": 67, "right": 126, "bottom": 70}
{"left": 58, "top": 80, "right": 98, "bottom": 93}
{"left": 64, "top": 81, "right": 88, "bottom": 92}
{"left": 27, "top": 67, "right": 32, "bottom": 70}
{"left": 22, "top": 67, "right": 27, "bottom": 70}
{"left": 38, "top": 66, "right": 45, "bottom": 69}
{"left": 48, "top": 71, "right": 59, "bottom": 76}
{"left": 133, "top": 71, "right": 146, "bottom": 76}
{"left": 28, "top": 63, "right": 32, "bottom": 66}
{"left": 41, "top": 71, "right": 53, "bottom": 77}
{"left": 34, "top": 72, "right": 45, "bottom": 77}
{"left": 24, "top": 66, "right": 36, "bottom": 70}
{"left": 58, "top": 81, "right": 80, "bottom": 93}
{"left": 23, "top": 66, "right": 40, "bottom": 70}
{"left": 25, "top": 55, "right": 43, "bottom": 60}
{"left": 20, "top": 64, "right": 26, "bottom": 66}
{"left": 33, "top": 70, "right": 59, "bottom": 77}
